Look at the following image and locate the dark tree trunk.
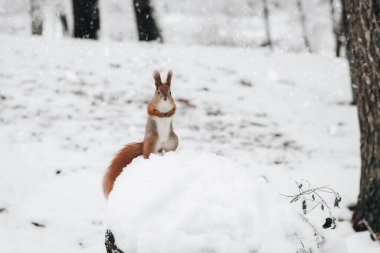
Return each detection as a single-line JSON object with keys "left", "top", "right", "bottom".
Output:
{"left": 261, "top": 0, "right": 273, "bottom": 50}
{"left": 296, "top": 0, "right": 312, "bottom": 53}
{"left": 342, "top": 0, "right": 380, "bottom": 238}
{"left": 30, "top": 0, "right": 43, "bottom": 35}
{"left": 335, "top": 0, "right": 348, "bottom": 58}
{"left": 133, "top": 0, "right": 162, "bottom": 41}
{"left": 72, "top": 0, "right": 100, "bottom": 39}
{"left": 340, "top": 0, "right": 358, "bottom": 105}
{"left": 329, "top": 0, "right": 340, "bottom": 56}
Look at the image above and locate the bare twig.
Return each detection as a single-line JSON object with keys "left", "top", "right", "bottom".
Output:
{"left": 282, "top": 179, "right": 341, "bottom": 229}
{"left": 358, "top": 220, "right": 380, "bottom": 243}
{"left": 298, "top": 214, "right": 324, "bottom": 252}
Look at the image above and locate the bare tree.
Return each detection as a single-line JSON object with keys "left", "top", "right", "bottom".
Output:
{"left": 132, "top": 0, "right": 162, "bottom": 41}
{"left": 56, "top": 2, "right": 69, "bottom": 36}
{"left": 261, "top": 0, "right": 273, "bottom": 50}
{"left": 296, "top": 0, "right": 312, "bottom": 53}
{"left": 338, "top": 0, "right": 358, "bottom": 104}
{"left": 72, "top": 0, "right": 100, "bottom": 39}
{"left": 30, "top": 0, "right": 43, "bottom": 35}
{"left": 328, "top": 0, "right": 341, "bottom": 56}
{"left": 342, "top": 0, "right": 380, "bottom": 238}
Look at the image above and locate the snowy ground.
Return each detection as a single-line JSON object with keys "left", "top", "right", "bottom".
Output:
{"left": 108, "top": 152, "right": 321, "bottom": 253}
{"left": 0, "top": 34, "right": 377, "bottom": 252}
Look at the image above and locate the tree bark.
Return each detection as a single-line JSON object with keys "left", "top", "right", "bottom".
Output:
{"left": 72, "top": 0, "right": 100, "bottom": 39}
{"left": 261, "top": 0, "right": 273, "bottom": 50}
{"left": 296, "top": 0, "right": 312, "bottom": 53}
{"left": 30, "top": 0, "right": 43, "bottom": 35}
{"left": 132, "top": 0, "right": 162, "bottom": 41}
{"left": 342, "top": 0, "right": 380, "bottom": 237}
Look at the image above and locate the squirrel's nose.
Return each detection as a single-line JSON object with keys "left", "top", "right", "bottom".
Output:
{"left": 164, "top": 97, "right": 167, "bottom": 101}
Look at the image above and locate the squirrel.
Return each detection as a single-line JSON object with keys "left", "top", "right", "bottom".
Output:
{"left": 102, "top": 70, "right": 179, "bottom": 198}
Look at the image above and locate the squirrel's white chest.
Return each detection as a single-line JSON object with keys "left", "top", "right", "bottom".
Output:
{"left": 157, "top": 100, "right": 172, "bottom": 113}
{"left": 154, "top": 117, "right": 172, "bottom": 144}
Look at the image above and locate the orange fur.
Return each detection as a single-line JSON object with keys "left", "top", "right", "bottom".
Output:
{"left": 147, "top": 103, "right": 176, "bottom": 118}
{"left": 102, "top": 142, "right": 143, "bottom": 198}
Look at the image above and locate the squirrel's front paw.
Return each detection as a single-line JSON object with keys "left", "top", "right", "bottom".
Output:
{"left": 158, "top": 149, "right": 166, "bottom": 156}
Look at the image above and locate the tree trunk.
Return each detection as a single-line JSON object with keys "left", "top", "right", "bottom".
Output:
{"left": 329, "top": 0, "right": 341, "bottom": 56}
{"left": 59, "top": 13, "right": 69, "bottom": 36}
{"left": 72, "top": 0, "right": 100, "bottom": 39}
{"left": 341, "top": 0, "right": 358, "bottom": 105}
{"left": 132, "top": 0, "right": 162, "bottom": 41}
{"left": 30, "top": 0, "right": 43, "bottom": 35}
{"left": 342, "top": 0, "right": 380, "bottom": 238}
{"left": 57, "top": 2, "right": 69, "bottom": 36}
{"left": 261, "top": 0, "right": 273, "bottom": 50}
{"left": 296, "top": 0, "right": 312, "bottom": 53}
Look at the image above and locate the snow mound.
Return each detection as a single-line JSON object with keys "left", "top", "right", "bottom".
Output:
{"left": 106, "top": 151, "right": 316, "bottom": 253}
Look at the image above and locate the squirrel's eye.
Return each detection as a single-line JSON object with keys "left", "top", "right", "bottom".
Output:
{"left": 157, "top": 91, "right": 160, "bottom": 95}
{"left": 169, "top": 91, "right": 171, "bottom": 95}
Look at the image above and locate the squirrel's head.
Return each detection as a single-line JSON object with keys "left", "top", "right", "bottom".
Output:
{"left": 151, "top": 70, "right": 176, "bottom": 113}
{"left": 153, "top": 70, "right": 174, "bottom": 103}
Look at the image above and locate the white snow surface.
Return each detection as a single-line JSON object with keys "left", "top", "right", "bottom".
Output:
{"left": 107, "top": 151, "right": 315, "bottom": 253}
{"left": 0, "top": 34, "right": 376, "bottom": 253}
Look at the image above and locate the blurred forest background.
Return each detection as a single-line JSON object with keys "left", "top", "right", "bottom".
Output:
{"left": 0, "top": 0, "right": 348, "bottom": 55}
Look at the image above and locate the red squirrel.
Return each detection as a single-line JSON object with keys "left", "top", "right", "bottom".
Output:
{"left": 102, "top": 70, "right": 179, "bottom": 198}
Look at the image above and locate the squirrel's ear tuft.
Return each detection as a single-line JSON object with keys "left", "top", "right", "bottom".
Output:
{"left": 153, "top": 71, "right": 162, "bottom": 88}
{"left": 166, "top": 70, "right": 173, "bottom": 86}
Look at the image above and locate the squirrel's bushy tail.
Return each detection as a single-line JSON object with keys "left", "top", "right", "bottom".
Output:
{"left": 103, "top": 142, "right": 143, "bottom": 198}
